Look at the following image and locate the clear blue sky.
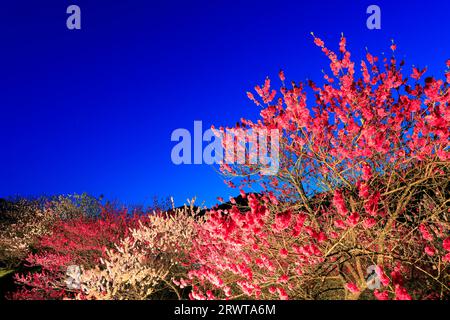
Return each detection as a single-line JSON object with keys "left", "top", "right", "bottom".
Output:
{"left": 0, "top": 0, "right": 449, "bottom": 207}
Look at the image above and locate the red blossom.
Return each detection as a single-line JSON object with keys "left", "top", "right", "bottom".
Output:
{"left": 279, "top": 70, "right": 285, "bottom": 82}
{"left": 419, "top": 224, "right": 434, "bottom": 242}
{"left": 313, "top": 36, "right": 325, "bottom": 47}
{"left": 374, "top": 290, "right": 389, "bottom": 300}
{"left": 345, "top": 283, "right": 360, "bottom": 294}
{"left": 443, "top": 237, "right": 450, "bottom": 251}
{"left": 394, "top": 285, "right": 412, "bottom": 300}
{"left": 424, "top": 246, "right": 436, "bottom": 256}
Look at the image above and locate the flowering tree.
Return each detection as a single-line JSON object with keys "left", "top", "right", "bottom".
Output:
{"left": 0, "top": 199, "right": 55, "bottom": 270}
{"left": 11, "top": 205, "right": 142, "bottom": 300}
{"left": 80, "top": 203, "right": 198, "bottom": 300}
{"left": 182, "top": 36, "right": 450, "bottom": 300}
{"left": 0, "top": 194, "right": 102, "bottom": 270}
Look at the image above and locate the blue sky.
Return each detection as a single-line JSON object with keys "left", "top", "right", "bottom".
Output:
{"left": 0, "top": 0, "right": 449, "bottom": 207}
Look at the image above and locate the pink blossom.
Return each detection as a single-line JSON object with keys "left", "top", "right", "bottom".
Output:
{"left": 424, "top": 246, "right": 435, "bottom": 256}
{"left": 277, "top": 275, "right": 289, "bottom": 284}
{"left": 313, "top": 36, "right": 325, "bottom": 47}
{"left": 277, "top": 287, "right": 289, "bottom": 300}
{"left": 333, "top": 190, "right": 349, "bottom": 216}
{"left": 275, "top": 210, "right": 292, "bottom": 231}
{"left": 346, "top": 212, "right": 360, "bottom": 227}
{"left": 362, "top": 164, "right": 372, "bottom": 180}
{"left": 419, "top": 224, "right": 433, "bottom": 242}
{"left": 374, "top": 290, "right": 389, "bottom": 300}
{"left": 279, "top": 248, "right": 288, "bottom": 258}
{"left": 345, "top": 283, "right": 360, "bottom": 294}
{"left": 394, "top": 285, "right": 412, "bottom": 300}
{"left": 334, "top": 219, "right": 347, "bottom": 229}
{"left": 443, "top": 253, "right": 450, "bottom": 263}
{"left": 443, "top": 237, "right": 450, "bottom": 251}
{"left": 375, "top": 266, "right": 390, "bottom": 286}
{"left": 363, "top": 218, "right": 377, "bottom": 229}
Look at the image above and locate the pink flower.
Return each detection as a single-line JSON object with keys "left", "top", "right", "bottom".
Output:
{"left": 292, "top": 214, "right": 306, "bottom": 236}
{"left": 411, "top": 67, "right": 427, "bottom": 80}
{"left": 190, "top": 289, "right": 207, "bottom": 300}
{"left": 363, "top": 218, "right": 377, "bottom": 229}
{"left": 394, "top": 285, "right": 412, "bottom": 300}
{"left": 206, "top": 290, "right": 216, "bottom": 299}
{"left": 374, "top": 289, "right": 389, "bottom": 300}
{"left": 443, "top": 253, "right": 450, "bottom": 263}
{"left": 375, "top": 266, "right": 390, "bottom": 286}
{"left": 362, "top": 164, "right": 372, "bottom": 180}
{"left": 313, "top": 37, "right": 325, "bottom": 47}
{"left": 237, "top": 280, "right": 254, "bottom": 296}
{"left": 277, "top": 287, "right": 289, "bottom": 300}
{"left": 419, "top": 224, "right": 433, "bottom": 242}
{"left": 443, "top": 237, "right": 450, "bottom": 251}
{"left": 317, "top": 232, "right": 328, "bottom": 242}
{"left": 206, "top": 271, "right": 224, "bottom": 288}
{"left": 333, "top": 190, "right": 349, "bottom": 216}
{"left": 223, "top": 286, "right": 232, "bottom": 297}
{"left": 424, "top": 246, "right": 435, "bottom": 256}
{"left": 346, "top": 212, "right": 360, "bottom": 227}
{"left": 275, "top": 210, "right": 292, "bottom": 231}
{"left": 366, "top": 52, "right": 375, "bottom": 64}
{"left": 358, "top": 182, "right": 370, "bottom": 198}
{"left": 277, "top": 275, "right": 289, "bottom": 284}
{"left": 279, "top": 248, "right": 288, "bottom": 258}
{"left": 345, "top": 283, "right": 360, "bottom": 294}
{"left": 334, "top": 219, "right": 347, "bottom": 229}
{"left": 364, "top": 192, "right": 381, "bottom": 216}
{"left": 391, "top": 269, "right": 404, "bottom": 286}
{"left": 329, "top": 231, "right": 339, "bottom": 239}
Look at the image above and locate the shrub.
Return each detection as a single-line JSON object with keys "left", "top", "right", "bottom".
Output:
{"left": 0, "top": 193, "right": 102, "bottom": 270}
{"left": 0, "top": 198, "right": 56, "bottom": 269}
{"left": 11, "top": 205, "right": 142, "bottom": 300}
{"left": 79, "top": 202, "right": 198, "bottom": 300}
{"left": 46, "top": 193, "right": 103, "bottom": 220}
{"left": 182, "top": 36, "right": 450, "bottom": 300}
